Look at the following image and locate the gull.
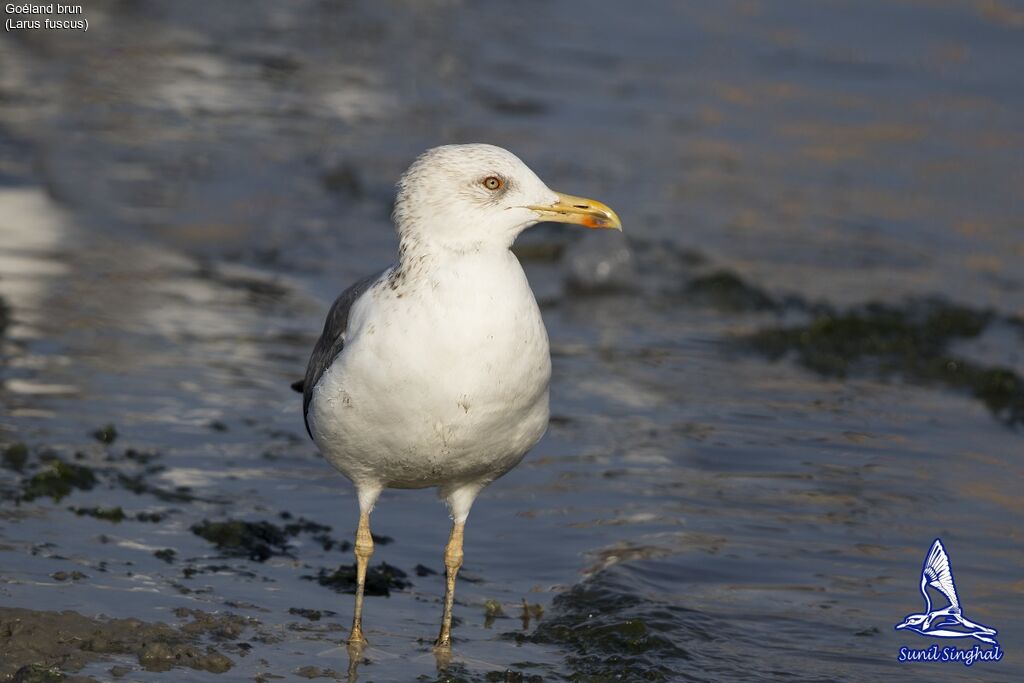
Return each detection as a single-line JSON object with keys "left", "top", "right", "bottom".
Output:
{"left": 297, "top": 144, "right": 621, "bottom": 648}
{"left": 895, "top": 538, "right": 998, "bottom": 644}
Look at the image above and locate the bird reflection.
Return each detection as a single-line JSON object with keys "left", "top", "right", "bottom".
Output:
{"left": 345, "top": 640, "right": 365, "bottom": 682}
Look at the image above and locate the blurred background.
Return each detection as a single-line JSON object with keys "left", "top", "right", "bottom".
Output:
{"left": 0, "top": 1, "right": 1022, "bottom": 681}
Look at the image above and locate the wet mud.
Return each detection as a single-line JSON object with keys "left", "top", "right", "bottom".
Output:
{"left": 0, "top": 606, "right": 252, "bottom": 680}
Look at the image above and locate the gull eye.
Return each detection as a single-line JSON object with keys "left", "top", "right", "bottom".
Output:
{"left": 482, "top": 176, "right": 503, "bottom": 191}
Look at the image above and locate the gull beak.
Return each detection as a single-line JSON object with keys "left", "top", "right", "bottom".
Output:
{"left": 528, "top": 192, "right": 623, "bottom": 231}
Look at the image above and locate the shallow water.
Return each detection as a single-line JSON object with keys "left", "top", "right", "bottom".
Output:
{"left": 1, "top": 1, "right": 1022, "bottom": 681}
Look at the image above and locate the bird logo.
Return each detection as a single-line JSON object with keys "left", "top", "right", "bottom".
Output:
{"left": 894, "top": 539, "right": 998, "bottom": 644}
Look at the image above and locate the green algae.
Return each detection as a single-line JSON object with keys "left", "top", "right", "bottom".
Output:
{"left": 2, "top": 443, "right": 29, "bottom": 472}
{"left": 524, "top": 575, "right": 690, "bottom": 682}
{"left": 0, "top": 295, "right": 9, "bottom": 336}
{"left": 4, "top": 442, "right": 184, "bottom": 506}
{"left": 9, "top": 664, "right": 67, "bottom": 683}
{"left": 91, "top": 425, "right": 118, "bottom": 445}
{"left": 115, "top": 473, "right": 198, "bottom": 503}
{"left": 321, "top": 161, "right": 364, "bottom": 198}
{"left": 745, "top": 299, "right": 1023, "bottom": 426}
{"left": 70, "top": 506, "right": 126, "bottom": 523}
{"left": 191, "top": 515, "right": 350, "bottom": 561}
{"left": 154, "top": 549, "right": 177, "bottom": 564}
{"left": 747, "top": 300, "right": 992, "bottom": 373}
{"left": 676, "top": 267, "right": 1023, "bottom": 428}
{"left": 683, "top": 270, "right": 781, "bottom": 312}
{"left": 22, "top": 461, "right": 98, "bottom": 502}
{"left": 191, "top": 520, "right": 292, "bottom": 562}
{"left": 277, "top": 512, "right": 347, "bottom": 551}
{"left": 288, "top": 607, "right": 325, "bottom": 621}
{"left": 307, "top": 562, "right": 411, "bottom": 596}
{"left": 4, "top": 438, "right": 194, "bottom": 506}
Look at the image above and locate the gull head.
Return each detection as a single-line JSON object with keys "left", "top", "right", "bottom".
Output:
{"left": 393, "top": 144, "right": 621, "bottom": 251}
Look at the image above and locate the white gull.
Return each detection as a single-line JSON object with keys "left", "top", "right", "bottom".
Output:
{"left": 299, "top": 143, "right": 622, "bottom": 648}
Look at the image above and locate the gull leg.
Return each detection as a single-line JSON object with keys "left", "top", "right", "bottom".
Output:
{"left": 435, "top": 520, "right": 465, "bottom": 648}
{"left": 349, "top": 510, "right": 374, "bottom": 644}
{"left": 349, "top": 486, "right": 381, "bottom": 645}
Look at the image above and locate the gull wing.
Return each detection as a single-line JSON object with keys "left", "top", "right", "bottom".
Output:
{"left": 922, "top": 539, "right": 960, "bottom": 609}
{"left": 301, "top": 268, "right": 385, "bottom": 438}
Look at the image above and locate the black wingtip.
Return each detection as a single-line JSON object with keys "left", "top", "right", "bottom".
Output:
{"left": 290, "top": 379, "right": 305, "bottom": 393}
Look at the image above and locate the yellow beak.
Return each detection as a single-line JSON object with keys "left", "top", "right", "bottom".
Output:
{"left": 527, "top": 191, "right": 623, "bottom": 231}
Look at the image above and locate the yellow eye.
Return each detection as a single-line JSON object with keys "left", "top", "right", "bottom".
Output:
{"left": 482, "top": 176, "right": 503, "bottom": 191}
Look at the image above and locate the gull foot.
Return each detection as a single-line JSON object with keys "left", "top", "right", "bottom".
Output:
{"left": 348, "top": 627, "right": 368, "bottom": 646}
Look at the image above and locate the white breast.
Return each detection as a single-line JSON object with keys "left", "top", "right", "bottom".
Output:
{"left": 308, "top": 248, "right": 551, "bottom": 491}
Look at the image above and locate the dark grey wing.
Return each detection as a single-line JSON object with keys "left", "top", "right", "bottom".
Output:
{"left": 302, "top": 269, "right": 385, "bottom": 438}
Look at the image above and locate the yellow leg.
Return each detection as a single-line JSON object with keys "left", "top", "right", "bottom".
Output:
{"left": 435, "top": 521, "right": 465, "bottom": 648}
{"left": 349, "top": 511, "right": 374, "bottom": 645}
